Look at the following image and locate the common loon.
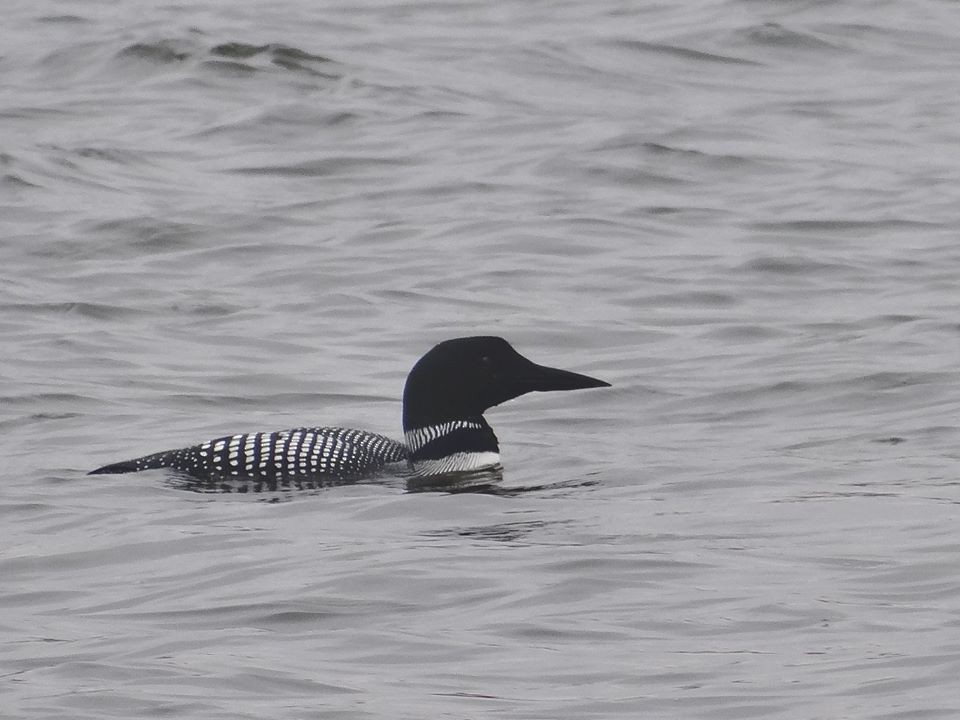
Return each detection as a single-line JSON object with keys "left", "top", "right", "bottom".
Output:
{"left": 89, "top": 336, "right": 610, "bottom": 482}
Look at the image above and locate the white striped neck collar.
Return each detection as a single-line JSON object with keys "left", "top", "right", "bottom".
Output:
{"left": 403, "top": 417, "right": 500, "bottom": 475}
{"left": 404, "top": 419, "right": 489, "bottom": 454}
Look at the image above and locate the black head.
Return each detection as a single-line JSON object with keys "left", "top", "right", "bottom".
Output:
{"left": 402, "top": 336, "right": 610, "bottom": 431}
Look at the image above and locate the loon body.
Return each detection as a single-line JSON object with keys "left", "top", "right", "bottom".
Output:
{"left": 89, "top": 336, "right": 609, "bottom": 482}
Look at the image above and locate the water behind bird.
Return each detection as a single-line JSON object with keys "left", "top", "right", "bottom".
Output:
{"left": 3, "top": 1, "right": 960, "bottom": 718}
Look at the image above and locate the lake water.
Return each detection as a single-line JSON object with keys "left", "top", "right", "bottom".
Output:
{"left": 3, "top": 0, "right": 960, "bottom": 718}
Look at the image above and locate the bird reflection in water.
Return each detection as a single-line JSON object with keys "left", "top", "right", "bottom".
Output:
{"left": 165, "top": 464, "right": 596, "bottom": 498}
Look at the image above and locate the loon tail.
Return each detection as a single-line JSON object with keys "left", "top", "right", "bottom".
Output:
{"left": 88, "top": 451, "right": 175, "bottom": 475}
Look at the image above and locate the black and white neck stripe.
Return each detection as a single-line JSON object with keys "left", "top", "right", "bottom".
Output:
{"left": 403, "top": 419, "right": 485, "bottom": 454}
{"left": 404, "top": 418, "right": 501, "bottom": 476}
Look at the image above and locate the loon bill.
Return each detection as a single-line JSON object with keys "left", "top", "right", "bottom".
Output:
{"left": 89, "top": 336, "right": 610, "bottom": 481}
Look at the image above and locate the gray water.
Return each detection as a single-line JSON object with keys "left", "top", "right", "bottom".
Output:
{"left": 3, "top": 0, "right": 960, "bottom": 717}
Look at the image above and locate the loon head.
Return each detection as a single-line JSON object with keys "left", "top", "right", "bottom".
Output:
{"left": 402, "top": 336, "right": 609, "bottom": 474}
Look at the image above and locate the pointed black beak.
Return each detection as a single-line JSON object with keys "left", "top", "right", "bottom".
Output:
{"left": 518, "top": 361, "right": 611, "bottom": 393}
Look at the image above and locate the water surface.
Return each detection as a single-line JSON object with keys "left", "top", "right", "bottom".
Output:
{"left": 3, "top": 0, "right": 960, "bottom": 718}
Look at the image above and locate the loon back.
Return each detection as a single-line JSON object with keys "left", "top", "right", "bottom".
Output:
{"left": 89, "top": 427, "right": 407, "bottom": 481}
{"left": 89, "top": 336, "right": 609, "bottom": 481}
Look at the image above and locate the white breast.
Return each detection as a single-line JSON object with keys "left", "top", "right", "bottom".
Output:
{"left": 411, "top": 451, "right": 501, "bottom": 476}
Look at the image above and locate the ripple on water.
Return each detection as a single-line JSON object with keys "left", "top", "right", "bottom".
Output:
{"left": 5, "top": 0, "right": 960, "bottom": 718}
